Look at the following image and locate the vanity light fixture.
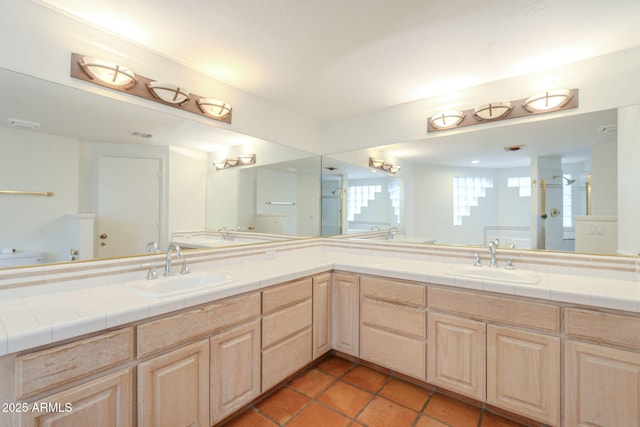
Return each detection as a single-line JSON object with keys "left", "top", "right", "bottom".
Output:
{"left": 473, "top": 101, "right": 512, "bottom": 121}
{"left": 147, "top": 82, "right": 190, "bottom": 105}
{"left": 428, "top": 89, "right": 578, "bottom": 133}
{"left": 197, "top": 98, "right": 232, "bottom": 119}
{"left": 430, "top": 110, "right": 465, "bottom": 129}
{"left": 213, "top": 154, "right": 256, "bottom": 170}
{"left": 71, "top": 52, "right": 232, "bottom": 124}
{"left": 523, "top": 89, "right": 572, "bottom": 112}
{"left": 79, "top": 56, "right": 137, "bottom": 88}
{"left": 369, "top": 157, "right": 401, "bottom": 174}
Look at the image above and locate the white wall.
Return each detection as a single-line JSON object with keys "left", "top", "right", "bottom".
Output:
{"left": 168, "top": 147, "right": 207, "bottom": 236}
{"left": 591, "top": 139, "right": 618, "bottom": 215}
{"left": 0, "top": 127, "right": 79, "bottom": 262}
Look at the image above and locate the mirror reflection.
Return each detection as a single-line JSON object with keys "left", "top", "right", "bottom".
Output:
{"left": 0, "top": 68, "right": 318, "bottom": 268}
{"left": 323, "top": 109, "right": 622, "bottom": 255}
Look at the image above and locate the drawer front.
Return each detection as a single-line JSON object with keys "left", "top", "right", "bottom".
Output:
{"left": 15, "top": 328, "right": 134, "bottom": 399}
{"left": 138, "top": 292, "right": 260, "bottom": 357}
{"left": 361, "top": 298, "right": 426, "bottom": 339}
{"left": 262, "top": 299, "right": 312, "bottom": 348}
{"left": 428, "top": 287, "right": 560, "bottom": 333}
{"left": 262, "top": 328, "right": 312, "bottom": 390}
{"left": 262, "top": 278, "right": 312, "bottom": 314}
{"left": 566, "top": 308, "right": 640, "bottom": 350}
{"left": 360, "top": 325, "right": 426, "bottom": 380}
{"left": 361, "top": 276, "right": 426, "bottom": 307}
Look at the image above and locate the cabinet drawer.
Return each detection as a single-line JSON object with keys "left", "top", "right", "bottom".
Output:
{"left": 15, "top": 327, "right": 134, "bottom": 399}
{"left": 262, "top": 278, "right": 312, "bottom": 314}
{"left": 361, "top": 276, "right": 426, "bottom": 307}
{"left": 138, "top": 292, "right": 260, "bottom": 357}
{"left": 360, "top": 325, "right": 426, "bottom": 380}
{"left": 361, "top": 299, "right": 426, "bottom": 339}
{"left": 262, "top": 299, "right": 312, "bottom": 348}
{"left": 566, "top": 308, "right": 640, "bottom": 350}
{"left": 428, "top": 288, "right": 560, "bottom": 332}
{"left": 262, "top": 328, "right": 312, "bottom": 390}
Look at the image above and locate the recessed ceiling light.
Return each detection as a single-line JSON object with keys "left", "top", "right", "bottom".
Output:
{"left": 504, "top": 144, "right": 525, "bottom": 152}
{"left": 131, "top": 131, "right": 152, "bottom": 139}
{"left": 471, "top": 160, "right": 480, "bottom": 164}
{"left": 8, "top": 118, "right": 40, "bottom": 130}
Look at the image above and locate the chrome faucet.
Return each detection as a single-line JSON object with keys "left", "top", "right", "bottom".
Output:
{"left": 145, "top": 241, "right": 159, "bottom": 280}
{"left": 386, "top": 227, "right": 399, "bottom": 240}
{"left": 488, "top": 238, "right": 499, "bottom": 268}
{"left": 164, "top": 243, "right": 189, "bottom": 276}
{"left": 218, "top": 226, "right": 233, "bottom": 241}
{"left": 370, "top": 226, "right": 381, "bottom": 231}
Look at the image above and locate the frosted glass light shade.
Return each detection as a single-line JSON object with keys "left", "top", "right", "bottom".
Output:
{"left": 474, "top": 101, "right": 512, "bottom": 120}
{"left": 430, "top": 111, "right": 465, "bottom": 129}
{"left": 197, "top": 98, "right": 232, "bottom": 118}
{"left": 523, "top": 89, "right": 572, "bottom": 112}
{"left": 147, "top": 82, "right": 190, "bottom": 105}
{"left": 80, "top": 57, "right": 136, "bottom": 88}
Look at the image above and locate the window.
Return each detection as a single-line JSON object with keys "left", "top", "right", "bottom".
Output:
{"left": 453, "top": 176, "right": 493, "bottom": 226}
{"left": 347, "top": 185, "right": 382, "bottom": 221}
{"left": 388, "top": 180, "right": 401, "bottom": 223}
{"left": 507, "top": 176, "right": 531, "bottom": 197}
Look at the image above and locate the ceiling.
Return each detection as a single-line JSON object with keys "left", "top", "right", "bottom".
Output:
{"left": 35, "top": 0, "right": 640, "bottom": 122}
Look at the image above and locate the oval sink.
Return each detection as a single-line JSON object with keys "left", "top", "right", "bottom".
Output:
{"left": 446, "top": 265, "right": 540, "bottom": 285}
{"left": 126, "top": 273, "right": 234, "bottom": 298}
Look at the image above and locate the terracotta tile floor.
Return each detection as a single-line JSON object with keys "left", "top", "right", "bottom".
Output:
{"left": 219, "top": 355, "right": 532, "bottom": 427}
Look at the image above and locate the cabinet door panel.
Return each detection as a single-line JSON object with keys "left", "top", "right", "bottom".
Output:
{"left": 313, "top": 273, "right": 332, "bottom": 358}
{"left": 262, "top": 328, "right": 312, "bottom": 391}
{"left": 332, "top": 273, "right": 359, "bottom": 356}
{"left": 427, "top": 312, "right": 485, "bottom": 401}
{"left": 211, "top": 319, "right": 261, "bottom": 423}
{"left": 138, "top": 340, "right": 210, "bottom": 427}
{"left": 21, "top": 369, "right": 132, "bottom": 427}
{"left": 565, "top": 340, "right": 640, "bottom": 427}
{"left": 487, "top": 325, "right": 559, "bottom": 426}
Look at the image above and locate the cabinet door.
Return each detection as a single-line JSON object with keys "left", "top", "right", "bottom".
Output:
{"left": 263, "top": 328, "right": 312, "bottom": 390}
{"left": 21, "top": 369, "right": 132, "bottom": 427}
{"left": 487, "top": 325, "right": 560, "bottom": 426}
{"left": 313, "top": 273, "right": 332, "bottom": 358}
{"left": 565, "top": 340, "right": 640, "bottom": 427}
{"left": 427, "top": 312, "right": 485, "bottom": 400}
{"left": 332, "top": 272, "right": 360, "bottom": 356}
{"left": 210, "top": 319, "right": 261, "bottom": 423}
{"left": 138, "top": 340, "right": 210, "bottom": 427}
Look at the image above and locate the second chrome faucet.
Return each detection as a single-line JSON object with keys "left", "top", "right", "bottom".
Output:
{"left": 164, "top": 243, "right": 190, "bottom": 276}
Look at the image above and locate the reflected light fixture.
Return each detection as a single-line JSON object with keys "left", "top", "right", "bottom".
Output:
{"left": 474, "top": 101, "right": 512, "bottom": 121}
{"left": 523, "top": 89, "right": 572, "bottom": 112}
{"left": 213, "top": 154, "right": 256, "bottom": 170}
{"left": 197, "top": 98, "right": 232, "bottom": 118}
{"left": 430, "top": 110, "right": 465, "bottom": 129}
{"left": 79, "top": 56, "right": 136, "bottom": 88}
{"left": 147, "top": 82, "right": 190, "bottom": 105}
{"left": 369, "top": 157, "right": 401, "bottom": 174}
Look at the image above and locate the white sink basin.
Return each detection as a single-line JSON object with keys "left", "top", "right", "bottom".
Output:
{"left": 126, "top": 273, "right": 234, "bottom": 298}
{"left": 446, "top": 265, "right": 540, "bottom": 285}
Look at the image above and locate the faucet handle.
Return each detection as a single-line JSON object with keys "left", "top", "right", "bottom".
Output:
{"left": 505, "top": 255, "right": 521, "bottom": 270}
{"left": 180, "top": 259, "right": 190, "bottom": 274}
{"left": 472, "top": 253, "right": 482, "bottom": 267}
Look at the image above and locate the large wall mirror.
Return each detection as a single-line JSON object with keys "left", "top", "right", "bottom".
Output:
{"left": 322, "top": 108, "right": 627, "bottom": 256}
{"left": 0, "top": 68, "right": 320, "bottom": 269}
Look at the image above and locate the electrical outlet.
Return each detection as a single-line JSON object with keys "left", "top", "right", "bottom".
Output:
{"left": 265, "top": 249, "right": 276, "bottom": 259}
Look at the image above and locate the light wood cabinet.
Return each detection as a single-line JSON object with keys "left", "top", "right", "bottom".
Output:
{"left": 332, "top": 272, "right": 360, "bottom": 356}
{"left": 138, "top": 339, "right": 210, "bottom": 427}
{"left": 565, "top": 340, "right": 640, "bottom": 427}
{"left": 427, "top": 312, "right": 485, "bottom": 400}
{"left": 313, "top": 273, "right": 332, "bottom": 358}
{"left": 359, "top": 276, "right": 427, "bottom": 380}
{"left": 487, "top": 325, "right": 560, "bottom": 426}
{"left": 21, "top": 368, "right": 133, "bottom": 427}
{"left": 210, "top": 319, "right": 261, "bottom": 423}
{"left": 261, "top": 279, "right": 313, "bottom": 390}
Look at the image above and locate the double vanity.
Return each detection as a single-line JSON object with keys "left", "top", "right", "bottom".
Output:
{"left": 0, "top": 238, "right": 639, "bottom": 426}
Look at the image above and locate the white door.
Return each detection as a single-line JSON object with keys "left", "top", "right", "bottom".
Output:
{"left": 97, "top": 156, "right": 161, "bottom": 258}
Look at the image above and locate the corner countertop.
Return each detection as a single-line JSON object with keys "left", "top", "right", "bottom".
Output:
{"left": 0, "top": 246, "right": 639, "bottom": 357}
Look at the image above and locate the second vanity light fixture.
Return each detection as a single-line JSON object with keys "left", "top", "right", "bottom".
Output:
{"left": 369, "top": 157, "right": 401, "bottom": 174}
{"left": 71, "top": 53, "right": 232, "bottom": 124}
{"left": 428, "top": 88, "right": 577, "bottom": 132}
{"left": 213, "top": 154, "right": 256, "bottom": 170}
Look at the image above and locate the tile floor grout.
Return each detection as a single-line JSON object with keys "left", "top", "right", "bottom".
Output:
{"left": 220, "top": 355, "right": 533, "bottom": 427}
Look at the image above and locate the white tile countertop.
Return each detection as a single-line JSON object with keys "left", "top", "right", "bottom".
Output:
{"left": 0, "top": 242, "right": 639, "bottom": 357}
